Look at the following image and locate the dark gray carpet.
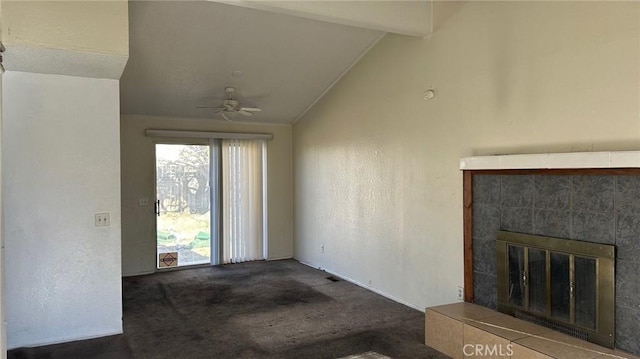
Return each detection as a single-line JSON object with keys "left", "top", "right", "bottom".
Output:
{"left": 8, "top": 259, "right": 448, "bottom": 359}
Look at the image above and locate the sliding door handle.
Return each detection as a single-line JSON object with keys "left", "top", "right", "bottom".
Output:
{"left": 155, "top": 200, "right": 160, "bottom": 216}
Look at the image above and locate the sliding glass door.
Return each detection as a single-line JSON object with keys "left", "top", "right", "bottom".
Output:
{"left": 221, "top": 139, "right": 266, "bottom": 263}
{"left": 155, "top": 139, "right": 266, "bottom": 269}
{"left": 156, "top": 144, "right": 211, "bottom": 267}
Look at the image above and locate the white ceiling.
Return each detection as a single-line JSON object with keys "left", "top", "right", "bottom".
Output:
{"left": 120, "top": 1, "right": 384, "bottom": 124}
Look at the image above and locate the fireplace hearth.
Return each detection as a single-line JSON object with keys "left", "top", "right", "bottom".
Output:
{"left": 496, "top": 230, "right": 615, "bottom": 348}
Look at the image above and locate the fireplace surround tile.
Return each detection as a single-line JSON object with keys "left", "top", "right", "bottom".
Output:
{"left": 615, "top": 176, "right": 640, "bottom": 214}
{"left": 615, "top": 260, "right": 640, "bottom": 309}
{"left": 427, "top": 302, "right": 497, "bottom": 321}
{"left": 426, "top": 303, "right": 636, "bottom": 359}
{"left": 572, "top": 211, "right": 615, "bottom": 244}
{"left": 425, "top": 309, "right": 464, "bottom": 359}
{"left": 616, "top": 214, "right": 640, "bottom": 260}
{"left": 468, "top": 312, "right": 551, "bottom": 339}
{"left": 572, "top": 176, "right": 615, "bottom": 213}
{"left": 465, "top": 320, "right": 531, "bottom": 342}
{"left": 463, "top": 324, "right": 511, "bottom": 358}
{"left": 472, "top": 173, "right": 640, "bottom": 354}
{"left": 510, "top": 344, "right": 554, "bottom": 359}
{"left": 593, "top": 354, "right": 640, "bottom": 359}
{"left": 616, "top": 305, "right": 640, "bottom": 354}
{"left": 533, "top": 330, "right": 618, "bottom": 356}
{"left": 534, "top": 176, "right": 571, "bottom": 210}
{"left": 501, "top": 176, "right": 534, "bottom": 207}
{"left": 473, "top": 271, "right": 497, "bottom": 309}
{"left": 473, "top": 175, "right": 501, "bottom": 205}
{"left": 474, "top": 205, "right": 501, "bottom": 241}
{"left": 533, "top": 209, "right": 571, "bottom": 238}
{"left": 514, "top": 336, "right": 604, "bottom": 359}
{"left": 473, "top": 238, "right": 495, "bottom": 275}
{"left": 501, "top": 207, "right": 533, "bottom": 233}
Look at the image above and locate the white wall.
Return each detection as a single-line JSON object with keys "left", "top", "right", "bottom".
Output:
{"left": 2, "top": 72, "right": 122, "bottom": 348}
{"left": 1, "top": 0, "right": 128, "bottom": 79}
{"left": 1, "top": 0, "right": 128, "bottom": 55}
{"left": 121, "top": 115, "right": 293, "bottom": 276}
{"left": 293, "top": 1, "right": 640, "bottom": 310}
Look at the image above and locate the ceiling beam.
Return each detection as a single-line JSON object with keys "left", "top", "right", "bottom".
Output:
{"left": 213, "top": 0, "right": 432, "bottom": 37}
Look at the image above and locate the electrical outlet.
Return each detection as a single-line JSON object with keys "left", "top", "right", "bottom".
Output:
{"left": 95, "top": 213, "right": 110, "bottom": 227}
{"left": 320, "top": 244, "right": 325, "bottom": 253}
{"left": 457, "top": 286, "right": 464, "bottom": 301}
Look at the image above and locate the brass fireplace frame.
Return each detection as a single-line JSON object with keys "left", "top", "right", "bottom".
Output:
{"left": 496, "top": 231, "right": 615, "bottom": 348}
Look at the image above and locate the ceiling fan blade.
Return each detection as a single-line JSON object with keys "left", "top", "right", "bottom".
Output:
{"left": 238, "top": 110, "right": 254, "bottom": 116}
{"left": 240, "top": 107, "right": 261, "bottom": 112}
{"left": 197, "top": 106, "right": 225, "bottom": 109}
{"left": 220, "top": 112, "right": 231, "bottom": 122}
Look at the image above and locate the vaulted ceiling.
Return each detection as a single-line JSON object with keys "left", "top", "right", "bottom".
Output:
{"left": 119, "top": 1, "right": 386, "bottom": 124}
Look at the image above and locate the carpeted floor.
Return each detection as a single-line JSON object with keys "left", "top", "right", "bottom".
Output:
{"left": 8, "top": 260, "right": 449, "bottom": 359}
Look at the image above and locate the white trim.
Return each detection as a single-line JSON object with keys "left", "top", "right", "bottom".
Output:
{"left": 122, "top": 270, "right": 156, "bottom": 277}
{"left": 8, "top": 329, "right": 123, "bottom": 350}
{"left": 266, "top": 256, "right": 293, "bottom": 261}
{"left": 145, "top": 129, "right": 273, "bottom": 141}
{"left": 460, "top": 151, "right": 640, "bottom": 170}
{"left": 296, "top": 259, "right": 423, "bottom": 312}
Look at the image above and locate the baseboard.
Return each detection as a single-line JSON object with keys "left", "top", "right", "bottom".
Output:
{"left": 122, "top": 269, "right": 156, "bottom": 277}
{"left": 266, "top": 256, "right": 293, "bottom": 261}
{"left": 295, "top": 258, "right": 423, "bottom": 312}
{"left": 8, "top": 329, "right": 123, "bottom": 350}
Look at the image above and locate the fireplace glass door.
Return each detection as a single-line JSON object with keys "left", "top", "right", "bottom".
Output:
{"left": 497, "top": 231, "right": 614, "bottom": 348}
{"left": 506, "top": 246, "right": 597, "bottom": 329}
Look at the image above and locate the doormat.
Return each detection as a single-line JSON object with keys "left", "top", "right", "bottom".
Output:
{"left": 159, "top": 252, "right": 178, "bottom": 267}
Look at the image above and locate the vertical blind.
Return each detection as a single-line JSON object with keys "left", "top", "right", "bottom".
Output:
{"left": 221, "top": 139, "right": 265, "bottom": 264}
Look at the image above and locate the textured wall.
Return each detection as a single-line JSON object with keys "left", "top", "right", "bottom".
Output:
{"left": 120, "top": 115, "right": 293, "bottom": 276}
{"left": 0, "top": 1, "right": 129, "bottom": 79}
{"left": 3, "top": 72, "right": 123, "bottom": 348}
{"left": 473, "top": 174, "right": 640, "bottom": 354}
{"left": 1, "top": 1, "right": 128, "bottom": 55}
{"left": 293, "top": 1, "right": 640, "bottom": 310}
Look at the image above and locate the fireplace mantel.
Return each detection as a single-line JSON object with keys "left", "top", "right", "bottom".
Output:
{"left": 460, "top": 151, "right": 640, "bottom": 170}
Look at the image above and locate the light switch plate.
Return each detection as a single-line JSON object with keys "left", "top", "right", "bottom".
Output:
{"left": 139, "top": 198, "right": 149, "bottom": 207}
{"left": 95, "top": 213, "right": 110, "bottom": 227}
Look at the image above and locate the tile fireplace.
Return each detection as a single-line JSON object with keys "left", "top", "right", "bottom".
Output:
{"left": 464, "top": 169, "right": 640, "bottom": 355}
{"left": 460, "top": 151, "right": 640, "bottom": 355}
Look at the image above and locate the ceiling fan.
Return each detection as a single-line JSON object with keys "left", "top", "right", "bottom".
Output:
{"left": 197, "top": 87, "right": 262, "bottom": 121}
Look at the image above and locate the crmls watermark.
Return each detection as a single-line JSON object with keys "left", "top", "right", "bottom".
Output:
{"left": 463, "top": 344, "right": 514, "bottom": 357}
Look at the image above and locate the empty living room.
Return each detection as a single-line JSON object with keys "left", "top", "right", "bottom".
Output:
{"left": 1, "top": 1, "right": 640, "bottom": 358}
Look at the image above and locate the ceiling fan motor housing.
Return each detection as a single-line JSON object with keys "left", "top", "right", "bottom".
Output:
{"left": 223, "top": 99, "right": 239, "bottom": 110}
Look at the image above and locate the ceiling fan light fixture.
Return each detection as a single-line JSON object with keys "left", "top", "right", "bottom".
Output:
{"left": 196, "top": 87, "right": 262, "bottom": 121}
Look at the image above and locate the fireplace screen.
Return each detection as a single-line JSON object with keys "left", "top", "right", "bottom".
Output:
{"left": 496, "top": 231, "right": 615, "bottom": 348}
